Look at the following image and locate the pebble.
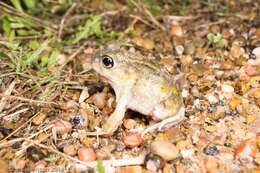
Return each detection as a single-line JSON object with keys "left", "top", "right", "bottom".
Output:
{"left": 32, "top": 113, "right": 47, "bottom": 125}
{"left": 252, "top": 47, "right": 260, "bottom": 59}
{"left": 229, "top": 97, "right": 241, "bottom": 110}
{"left": 235, "top": 138, "right": 257, "bottom": 160}
{"left": 63, "top": 144, "right": 77, "bottom": 156}
{"left": 116, "top": 166, "right": 142, "bottom": 173}
{"left": 170, "top": 25, "right": 183, "bottom": 37}
{"left": 33, "top": 160, "right": 47, "bottom": 169}
{"left": 203, "top": 146, "right": 219, "bottom": 155}
{"left": 206, "top": 93, "right": 219, "bottom": 104}
{"left": 221, "top": 84, "right": 234, "bottom": 94}
{"left": 71, "top": 116, "right": 85, "bottom": 129}
{"left": 205, "top": 156, "right": 218, "bottom": 173}
{"left": 123, "top": 133, "right": 142, "bottom": 148}
{"left": 164, "top": 127, "right": 186, "bottom": 143}
{"left": 175, "top": 45, "right": 184, "bottom": 55}
{"left": 53, "top": 120, "right": 72, "bottom": 135}
{"left": 96, "top": 146, "right": 111, "bottom": 160}
{"left": 145, "top": 154, "right": 165, "bottom": 172}
{"left": 180, "top": 149, "right": 194, "bottom": 159}
{"left": 92, "top": 92, "right": 107, "bottom": 109}
{"left": 78, "top": 148, "right": 97, "bottom": 162}
{"left": 65, "top": 100, "right": 78, "bottom": 109}
{"left": 230, "top": 44, "right": 245, "bottom": 58}
{"left": 245, "top": 66, "right": 258, "bottom": 76}
{"left": 15, "top": 158, "right": 26, "bottom": 169}
{"left": 150, "top": 141, "right": 179, "bottom": 161}
{"left": 184, "top": 41, "right": 195, "bottom": 55}
{"left": 123, "top": 119, "right": 137, "bottom": 129}
{"left": 132, "top": 37, "right": 155, "bottom": 50}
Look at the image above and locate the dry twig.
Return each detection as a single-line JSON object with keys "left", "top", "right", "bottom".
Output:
{"left": 129, "top": 0, "right": 166, "bottom": 30}
{"left": 0, "top": 80, "right": 16, "bottom": 112}
{"left": 0, "top": 112, "right": 40, "bottom": 142}
{"left": 58, "top": 41, "right": 89, "bottom": 73}
{"left": 58, "top": 3, "right": 77, "bottom": 40}
{"left": 0, "top": 94, "right": 59, "bottom": 106}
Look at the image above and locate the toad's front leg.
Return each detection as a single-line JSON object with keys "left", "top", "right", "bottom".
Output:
{"left": 102, "top": 80, "right": 135, "bottom": 134}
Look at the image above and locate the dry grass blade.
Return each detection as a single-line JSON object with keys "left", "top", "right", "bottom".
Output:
{"left": 0, "top": 124, "right": 53, "bottom": 148}
{"left": 57, "top": 41, "right": 89, "bottom": 74}
{"left": 24, "top": 139, "right": 145, "bottom": 169}
{"left": 58, "top": 3, "right": 77, "bottom": 40}
{"left": 0, "top": 80, "right": 16, "bottom": 113}
{"left": 129, "top": 0, "right": 166, "bottom": 31}
{"left": 0, "top": 94, "right": 59, "bottom": 107}
{"left": 2, "top": 108, "right": 29, "bottom": 120}
{"left": 0, "top": 112, "right": 40, "bottom": 142}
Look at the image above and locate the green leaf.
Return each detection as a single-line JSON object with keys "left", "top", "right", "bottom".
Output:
{"left": 10, "top": 0, "right": 23, "bottom": 12}
{"left": 24, "top": 0, "right": 37, "bottom": 9}
{"left": 8, "top": 30, "right": 16, "bottom": 42}
{"left": 96, "top": 160, "right": 105, "bottom": 173}
{"left": 3, "top": 17, "right": 11, "bottom": 36}
{"left": 29, "top": 40, "right": 40, "bottom": 50}
{"left": 207, "top": 32, "right": 228, "bottom": 49}
{"left": 70, "top": 15, "right": 103, "bottom": 44}
{"left": 25, "top": 40, "right": 49, "bottom": 67}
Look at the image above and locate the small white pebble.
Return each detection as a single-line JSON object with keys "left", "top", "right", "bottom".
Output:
{"left": 71, "top": 132, "right": 79, "bottom": 139}
{"left": 206, "top": 93, "right": 219, "bottom": 104}
{"left": 181, "top": 149, "right": 194, "bottom": 158}
{"left": 175, "top": 45, "right": 184, "bottom": 55}
{"left": 181, "top": 89, "right": 189, "bottom": 98}
{"left": 221, "top": 84, "right": 234, "bottom": 94}
{"left": 194, "top": 99, "right": 201, "bottom": 109}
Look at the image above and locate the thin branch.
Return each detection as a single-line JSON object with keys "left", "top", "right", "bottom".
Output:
{"left": 129, "top": 0, "right": 166, "bottom": 31}
{"left": 0, "top": 94, "right": 59, "bottom": 106}
{"left": 25, "top": 139, "right": 145, "bottom": 169}
{"left": 57, "top": 41, "right": 89, "bottom": 73}
{"left": 2, "top": 108, "right": 29, "bottom": 119}
{"left": 58, "top": 3, "right": 77, "bottom": 40}
{"left": 0, "top": 80, "right": 16, "bottom": 112}
{"left": 0, "top": 112, "right": 40, "bottom": 142}
{"left": 0, "top": 124, "right": 53, "bottom": 148}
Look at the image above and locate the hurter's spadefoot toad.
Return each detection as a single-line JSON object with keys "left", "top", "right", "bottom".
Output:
{"left": 92, "top": 50, "right": 185, "bottom": 135}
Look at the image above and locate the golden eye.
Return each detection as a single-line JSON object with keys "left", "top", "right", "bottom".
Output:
{"left": 102, "top": 55, "right": 114, "bottom": 68}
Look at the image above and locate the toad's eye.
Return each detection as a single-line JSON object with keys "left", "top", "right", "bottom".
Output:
{"left": 102, "top": 55, "right": 114, "bottom": 68}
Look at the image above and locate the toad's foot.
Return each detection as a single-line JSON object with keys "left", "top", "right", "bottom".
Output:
{"left": 141, "top": 106, "right": 185, "bottom": 137}
{"left": 103, "top": 112, "right": 125, "bottom": 134}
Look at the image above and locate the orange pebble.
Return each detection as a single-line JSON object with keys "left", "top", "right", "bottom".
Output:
{"left": 54, "top": 120, "right": 72, "bottom": 135}
{"left": 206, "top": 156, "right": 218, "bottom": 173}
{"left": 123, "top": 119, "right": 137, "bottom": 129}
{"left": 78, "top": 148, "right": 97, "bottom": 162}
{"left": 123, "top": 133, "right": 142, "bottom": 148}
{"left": 235, "top": 138, "right": 257, "bottom": 159}
{"left": 170, "top": 25, "right": 183, "bottom": 37}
